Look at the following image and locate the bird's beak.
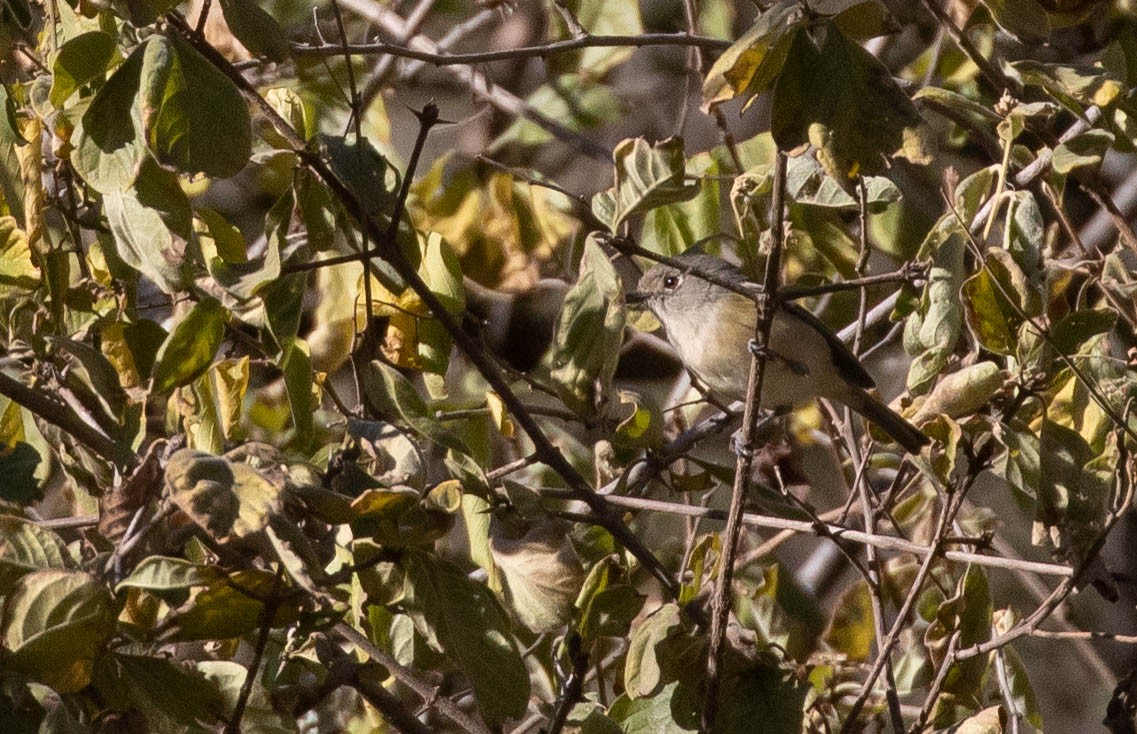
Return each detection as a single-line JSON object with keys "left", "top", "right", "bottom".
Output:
{"left": 625, "top": 291, "right": 648, "bottom": 305}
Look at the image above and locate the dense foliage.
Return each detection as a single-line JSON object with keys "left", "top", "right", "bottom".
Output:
{"left": 2, "top": 0, "right": 1137, "bottom": 731}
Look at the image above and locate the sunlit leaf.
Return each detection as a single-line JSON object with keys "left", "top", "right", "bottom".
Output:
{"left": 50, "top": 31, "right": 118, "bottom": 108}
{"left": 164, "top": 449, "right": 283, "bottom": 543}
{"left": 702, "top": 1, "right": 803, "bottom": 111}
{"left": 592, "top": 138, "right": 701, "bottom": 231}
{"left": 152, "top": 297, "right": 228, "bottom": 393}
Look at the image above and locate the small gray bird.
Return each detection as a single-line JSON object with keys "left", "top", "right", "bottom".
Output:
{"left": 627, "top": 253, "right": 929, "bottom": 454}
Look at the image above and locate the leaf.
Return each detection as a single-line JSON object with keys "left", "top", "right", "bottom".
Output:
{"left": 549, "top": 237, "right": 626, "bottom": 417}
{"left": 50, "top": 31, "right": 118, "bottom": 108}
{"left": 771, "top": 23, "right": 931, "bottom": 178}
{"left": 103, "top": 190, "right": 189, "bottom": 293}
{"left": 0, "top": 516, "right": 72, "bottom": 595}
{"left": 70, "top": 43, "right": 146, "bottom": 193}
{"left": 624, "top": 603, "right": 681, "bottom": 698}
{"left": 164, "top": 449, "right": 284, "bottom": 543}
{"left": 278, "top": 339, "right": 315, "bottom": 446}
{"left": 576, "top": 556, "right": 645, "bottom": 645}
{"left": 115, "top": 556, "right": 224, "bottom": 593}
{"left": 0, "top": 215, "right": 39, "bottom": 297}
{"left": 490, "top": 516, "right": 584, "bottom": 633}
{"left": 139, "top": 35, "right": 252, "bottom": 178}
{"left": 1052, "top": 129, "right": 1115, "bottom": 174}
{"left": 1013, "top": 60, "right": 1126, "bottom": 111}
{"left": 0, "top": 442, "right": 42, "bottom": 504}
{"left": 715, "top": 664, "right": 807, "bottom": 734}
{"left": 904, "top": 231, "right": 965, "bottom": 394}
{"left": 824, "top": 580, "right": 874, "bottom": 662}
{"left": 361, "top": 360, "right": 474, "bottom": 460}
{"left": 701, "top": 0, "right": 804, "bottom": 111}
{"left": 908, "top": 361, "right": 1006, "bottom": 426}
{"left": 218, "top": 0, "right": 290, "bottom": 62}
{"left": 151, "top": 297, "right": 228, "bottom": 394}
{"left": 591, "top": 138, "right": 701, "bottom": 231}
{"left": 640, "top": 153, "right": 721, "bottom": 256}
{"left": 160, "top": 569, "right": 297, "bottom": 641}
{"left": 1050, "top": 309, "right": 1116, "bottom": 355}
{"left": 401, "top": 550, "right": 530, "bottom": 724}
{"left": 608, "top": 682, "right": 697, "bottom": 733}
{"left": 2, "top": 569, "right": 116, "bottom": 692}
{"left": 983, "top": 0, "right": 1051, "bottom": 45}
{"left": 783, "top": 153, "right": 900, "bottom": 210}
{"left": 92, "top": 653, "right": 228, "bottom": 732}
{"left": 571, "top": 0, "right": 642, "bottom": 76}
{"left": 962, "top": 253, "right": 1028, "bottom": 356}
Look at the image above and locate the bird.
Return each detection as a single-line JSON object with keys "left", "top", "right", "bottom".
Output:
{"left": 627, "top": 252, "right": 929, "bottom": 454}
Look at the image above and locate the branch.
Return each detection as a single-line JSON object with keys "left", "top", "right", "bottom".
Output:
{"left": 169, "top": 17, "right": 679, "bottom": 600}
{"left": 559, "top": 492, "right": 1073, "bottom": 578}
{"left": 290, "top": 32, "right": 730, "bottom": 64}
{"left": 0, "top": 369, "right": 124, "bottom": 467}
{"left": 701, "top": 150, "right": 787, "bottom": 733}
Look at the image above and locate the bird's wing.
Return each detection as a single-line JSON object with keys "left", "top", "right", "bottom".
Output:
{"left": 781, "top": 301, "right": 876, "bottom": 390}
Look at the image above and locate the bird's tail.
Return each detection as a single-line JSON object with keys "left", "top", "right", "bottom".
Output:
{"left": 847, "top": 387, "right": 929, "bottom": 455}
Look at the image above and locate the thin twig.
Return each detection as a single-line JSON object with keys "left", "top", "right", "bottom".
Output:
{"left": 701, "top": 150, "right": 787, "bottom": 733}
{"left": 224, "top": 567, "right": 284, "bottom": 734}
{"left": 291, "top": 33, "right": 730, "bottom": 64}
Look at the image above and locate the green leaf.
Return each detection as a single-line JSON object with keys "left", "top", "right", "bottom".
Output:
{"left": 160, "top": 569, "right": 296, "bottom": 641}
{"left": 549, "top": 237, "right": 626, "bottom": 417}
{"left": 103, "top": 189, "right": 190, "bottom": 293}
{"left": 50, "top": 31, "right": 118, "bottom": 108}
{"left": 591, "top": 138, "right": 701, "bottom": 231}
{"left": 701, "top": 0, "right": 803, "bottom": 111}
{"left": 824, "top": 580, "right": 874, "bottom": 661}
{"left": 1052, "top": 129, "right": 1115, "bottom": 174}
{"left": 640, "top": 152, "right": 721, "bottom": 256}
{"left": 771, "top": 23, "right": 931, "bottom": 178}
{"left": 715, "top": 664, "right": 807, "bottom": 734}
{"left": 1050, "top": 309, "right": 1116, "bottom": 356}
{"left": 569, "top": 0, "right": 642, "bottom": 75}
{"left": 904, "top": 231, "right": 965, "bottom": 394}
{"left": 982, "top": 0, "right": 1051, "bottom": 45}
{"left": 139, "top": 35, "right": 252, "bottom": 178}
{"left": 218, "top": 0, "right": 290, "bottom": 62}
{"left": 908, "top": 361, "right": 1006, "bottom": 426}
{"left": 624, "top": 603, "right": 681, "bottom": 698}
{"left": 783, "top": 153, "right": 900, "bottom": 210}
{"left": 490, "top": 515, "right": 584, "bottom": 633}
{"left": 70, "top": 43, "right": 146, "bottom": 193}
{"left": 164, "top": 449, "right": 284, "bottom": 543}
{"left": 1013, "top": 60, "right": 1126, "bottom": 111}
{"left": 115, "top": 556, "right": 224, "bottom": 593}
{"left": 608, "top": 682, "right": 697, "bottom": 733}
{"left": 2, "top": 569, "right": 116, "bottom": 692}
{"left": 0, "top": 442, "right": 42, "bottom": 504}
{"left": 962, "top": 252, "right": 1027, "bottom": 356}
{"left": 402, "top": 550, "right": 530, "bottom": 724}
{"left": 0, "top": 516, "right": 72, "bottom": 595}
{"left": 361, "top": 360, "right": 473, "bottom": 459}
{"left": 92, "top": 653, "right": 227, "bottom": 732}
{"left": 0, "top": 215, "right": 38, "bottom": 297}
{"left": 151, "top": 297, "right": 228, "bottom": 394}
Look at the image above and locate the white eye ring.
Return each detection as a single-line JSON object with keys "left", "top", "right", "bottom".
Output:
{"left": 662, "top": 274, "right": 681, "bottom": 289}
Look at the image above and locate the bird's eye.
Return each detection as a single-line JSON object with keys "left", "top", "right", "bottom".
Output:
{"left": 662, "top": 274, "right": 680, "bottom": 289}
